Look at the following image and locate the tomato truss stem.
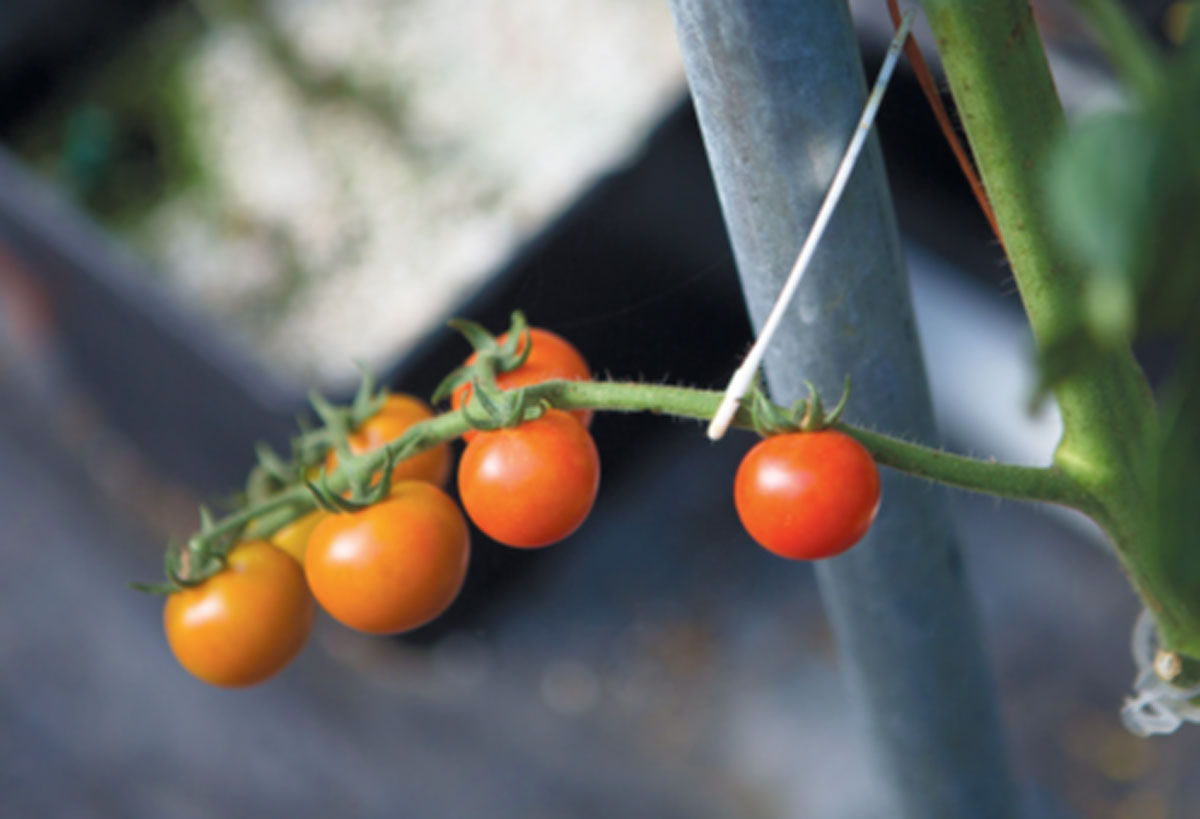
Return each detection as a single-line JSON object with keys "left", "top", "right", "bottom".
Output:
{"left": 186, "top": 378, "right": 1097, "bottom": 562}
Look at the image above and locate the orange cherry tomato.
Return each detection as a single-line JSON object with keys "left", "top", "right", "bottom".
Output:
{"left": 164, "top": 540, "right": 315, "bottom": 687}
{"left": 268, "top": 509, "right": 325, "bottom": 563}
{"left": 451, "top": 327, "right": 591, "bottom": 440}
{"left": 326, "top": 393, "right": 450, "bottom": 487}
{"left": 734, "top": 430, "right": 881, "bottom": 560}
{"left": 305, "top": 481, "right": 470, "bottom": 634}
{"left": 457, "top": 409, "right": 600, "bottom": 548}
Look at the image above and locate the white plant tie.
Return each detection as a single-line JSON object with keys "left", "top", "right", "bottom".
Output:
{"left": 1120, "top": 608, "right": 1200, "bottom": 736}
{"left": 705, "top": 8, "right": 918, "bottom": 441}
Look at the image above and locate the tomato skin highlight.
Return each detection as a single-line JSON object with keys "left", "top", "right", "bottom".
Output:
{"left": 734, "top": 430, "right": 881, "bottom": 560}
{"left": 305, "top": 481, "right": 470, "bottom": 634}
{"left": 164, "top": 540, "right": 314, "bottom": 687}
{"left": 452, "top": 328, "right": 592, "bottom": 439}
{"left": 326, "top": 393, "right": 450, "bottom": 487}
{"left": 458, "top": 409, "right": 600, "bottom": 548}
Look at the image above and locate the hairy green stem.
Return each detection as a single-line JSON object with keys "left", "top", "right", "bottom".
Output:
{"left": 918, "top": 0, "right": 1155, "bottom": 462}
{"left": 204, "top": 379, "right": 1093, "bottom": 556}
{"left": 918, "top": 1, "right": 1198, "bottom": 656}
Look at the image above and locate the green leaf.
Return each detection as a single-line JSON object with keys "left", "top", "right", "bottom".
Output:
{"left": 1046, "top": 111, "right": 1160, "bottom": 280}
{"left": 1073, "top": 0, "right": 1163, "bottom": 102}
{"left": 1144, "top": 343, "right": 1200, "bottom": 657}
{"left": 1046, "top": 104, "right": 1200, "bottom": 340}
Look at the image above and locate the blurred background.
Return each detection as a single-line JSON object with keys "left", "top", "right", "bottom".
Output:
{"left": 1, "top": 1, "right": 1198, "bottom": 817}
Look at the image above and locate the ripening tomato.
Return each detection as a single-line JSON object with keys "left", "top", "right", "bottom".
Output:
{"left": 326, "top": 393, "right": 450, "bottom": 487}
{"left": 734, "top": 430, "right": 881, "bottom": 560}
{"left": 164, "top": 540, "right": 315, "bottom": 687}
{"left": 269, "top": 509, "right": 325, "bottom": 563}
{"left": 457, "top": 409, "right": 600, "bottom": 548}
{"left": 451, "top": 327, "right": 591, "bottom": 439}
{"left": 305, "top": 481, "right": 470, "bottom": 634}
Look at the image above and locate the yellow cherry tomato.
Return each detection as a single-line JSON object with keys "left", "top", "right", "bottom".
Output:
{"left": 164, "top": 540, "right": 314, "bottom": 687}
{"left": 269, "top": 509, "right": 326, "bottom": 563}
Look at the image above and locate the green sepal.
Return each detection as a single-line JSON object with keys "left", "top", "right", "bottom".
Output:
{"left": 305, "top": 475, "right": 373, "bottom": 514}
{"left": 244, "top": 463, "right": 281, "bottom": 504}
{"left": 824, "top": 375, "right": 853, "bottom": 426}
{"left": 305, "top": 471, "right": 345, "bottom": 514}
{"left": 461, "top": 377, "right": 532, "bottom": 431}
{"left": 291, "top": 419, "right": 334, "bottom": 471}
{"left": 520, "top": 396, "right": 550, "bottom": 424}
{"left": 129, "top": 580, "right": 182, "bottom": 596}
{"left": 308, "top": 389, "right": 345, "bottom": 431}
{"left": 799, "top": 381, "right": 825, "bottom": 431}
{"left": 198, "top": 504, "right": 216, "bottom": 533}
{"left": 349, "top": 364, "right": 386, "bottom": 424}
{"left": 360, "top": 447, "right": 397, "bottom": 506}
{"left": 434, "top": 312, "right": 535, "bottom": 404}
{"left": 746, "top": 373, "right": 793, "bottom": 436}
{"left": 304, "top": 448, "right": 393, "bottom": 512}
{"left": 463, "top": 379, "right": 505, "bottom": 431}
{"left": 255, "top": 441, "right": 296, "bottom": 483}
{"left": 497, "top": 311, "right": 533, "bottom": 369}
{"left": 166, "top": 538, "right": 226, "bottom": 587}
{"left": 447, "top": 318, "right": 500, "bottom": 354}
{"left": 431, "top": 364, "right": 473, "bottom": 404}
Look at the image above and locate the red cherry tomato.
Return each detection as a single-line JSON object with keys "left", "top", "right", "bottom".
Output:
{"left": 164, "top": 540, "right": 314, "bottom": 687}
{"left": 457, "top": 409, "right": 600, "bottom": 548}
{"left": 734, "top": 430, "right": 881, "bottom": 560}
{"left": 451, "top": 327, "right": 591, "bottom": 440}
{"left": 326, "top": 393, "right": 450, "bottom": 487}
{"left": 305, "top": 481, "right": 470, "bottom": 634}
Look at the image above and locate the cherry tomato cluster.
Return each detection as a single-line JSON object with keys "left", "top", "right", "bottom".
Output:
{"left": 159, "top": 317, "right": 883, "bottom": 689}
{"left": 163, "top": 326, "right": 601, "bottom": 687}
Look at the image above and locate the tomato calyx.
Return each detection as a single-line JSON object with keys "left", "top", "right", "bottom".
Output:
{"left": 133, "top": 507, "right": 243, "bottom": 594}
{"left": 431, "top": 310, "right": 533, "bottom": 404}
{"left": 432, "top": 310, "right": 578, "bottom": 437}
{"left": 290, "top": 367, "right": 389, "bottom": 473}
{"left": 305, "top": 446, "right": 399, "bottom": 513}
{"left": 745, "top": 373, "right": 853, "bottom": 436}
{"left": 460, "top": 379, "right": 552, "bottom": 434}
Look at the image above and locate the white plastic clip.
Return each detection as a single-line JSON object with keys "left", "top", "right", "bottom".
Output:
{"left": 1120, "top": 608, "right": 1200, "bottom": 736}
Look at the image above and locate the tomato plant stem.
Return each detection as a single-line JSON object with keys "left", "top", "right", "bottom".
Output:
{"left": 547, "top": 380, "right": 1092, "bottom": 509}
{"left": 919, "top": 0, "right": 1200, "bottom": 661}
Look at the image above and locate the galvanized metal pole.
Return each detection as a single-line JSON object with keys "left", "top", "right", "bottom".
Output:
{"left": 669, "top": 2, "right": 1018, "bottom": 816}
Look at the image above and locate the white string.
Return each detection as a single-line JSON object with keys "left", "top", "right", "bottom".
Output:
{"left": 707, "top": 8, "right": 919, "bottom": 441}
{"left": 1121, "top": 608, "right": 1200, "bottom": 736}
